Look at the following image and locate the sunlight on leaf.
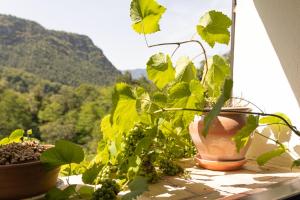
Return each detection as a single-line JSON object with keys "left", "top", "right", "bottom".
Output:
{"left": 175, "top": 56, "right": 197, "bottom": 83}
{"left": 111, "top": 83, "right": 140, "bottom": 133}
{"left": 197, "top": 10, "right": 232, "bottom": 47}
{"left": 259, "top": 112, "right": 292, "bottom": 125}
{"left": 101, "top": 115, "right": 115, "bottom": 140}
{"left": 168, "top": 80, "right": 205, "bottom": 127}
{"left": 204, "top": 55, "right": 231, "bottom": 99}
{"left": 130, "top": 0, "right": 166, "bottom": 34}
{"left": 0, "top": 129, "right": 24, "bottom": 145}
{"left": 147, "top": 53, "right": 175, "bottom": 89}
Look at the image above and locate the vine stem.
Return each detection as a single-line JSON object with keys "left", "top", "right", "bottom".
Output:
{"left": 255, "top": 131, "right": 284, "bottom": 147}
{"left": 153, "top": 108, "right": 300, "bottom": 137}
{"left": 145, "top": 40, "right": 209, "bottom": 84}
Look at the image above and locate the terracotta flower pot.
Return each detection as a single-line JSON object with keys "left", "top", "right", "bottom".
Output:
{"left": 189, "top": 107, "right": 252, "bottom": 171}
{"left": 0, "top": 151, "right": 60, "bottom": 199}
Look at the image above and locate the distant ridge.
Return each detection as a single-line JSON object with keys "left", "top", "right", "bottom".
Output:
{"left": 123, "top": 68, "right": 146, "bottom": 79}
{"left": 0, "top": 14, "right": 121, "bottom": 86}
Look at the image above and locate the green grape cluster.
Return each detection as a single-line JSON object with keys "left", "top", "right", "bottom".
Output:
{"left": 92, "top": 179, "right": 120, "bottom": 200}
{"left": 159, "top": 159, "right": 183, "bottom": 176}
{"left": 138, "top": 153, "right": 159, "bottom": 183}
{"left": 123, "top": 125, "right": 145, "bottom": 157}
{"left": 99, "top": 165, "right": 111, "bottom": 180}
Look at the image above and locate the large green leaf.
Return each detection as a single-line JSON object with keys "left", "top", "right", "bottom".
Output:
{"left": 175, "top": 56, "right": 197, "bottom": 83}
{"left": 130, "top": 0, "right": 166, "bottom": 34}
{"left": 232, "top": 115, "right": 259, "bottom": 152}
{"left": 122, "top": 176, "right": 148, "bottom": 200}
{"left": 40, "top": 140, "right": 84, "bottom": 168}
{"left": 202, "top": 79, "right": 233, "bottom": 137}
{"left": 168, "top": 80, "right": 205, "bottom": 126}
{"left": 111, "top": 83, "right": 140, "bottom": 133}
{"left": 146, "top": 53, "right": 175, "bottom": 89}
{"left": 257, "top": 144, "right": 286, "bottom": 166}
{"left": 197, "top": 10, "right": 232, "bottom": 47}
{"left": 204, "top": 55, "right": 231, "bottom": 99}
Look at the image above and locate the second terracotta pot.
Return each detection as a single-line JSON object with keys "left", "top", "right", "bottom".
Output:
{"left": 0, "top": 157, "right": 60, "bottom": 199}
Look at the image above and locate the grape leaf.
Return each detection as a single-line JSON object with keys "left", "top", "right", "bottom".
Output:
{"left": 40, "top": 140, "right": 84, "bottom": 168}
{"left": 130, "top": 0, "right": 166, "bottom": 34}
{"left": 204, "top": 55, "right": 231, "bottom": 99}
{"left": 175, "top": 56, "right": 197, "bottom": 83}
{"left": 122, "top": 176, "right": 148, "bottom": 200}
{"left": 232, "top": 115, "right": 259, "bottom": 152}
{"left": 257, "top": 144, "right": 286, "bottom": 166}
{"left": 0, "top": 129, "right": 24, "bottom": 145}
{"left": 202, "top": 79, "right": 233, "bottom": 137}
{"left": 111, "top": 83, "right": 140, "bottom": 133}
{"left": 168, "top": 80, "right": 205, "bottom": 127}
{"left": 82, "top": 164, "right": 102, "bottom": 184}
{"left": 197, "top": 10, "right": 232, "bottom": 47}
{"left": 146, "top": 53, "right": 175, "bottom": 89}
{"left": 259, "top": 112, "right": 292, "bottom": 125}
{"left": 101, "top": 115, "right": 115, "bottom": 140}
{"left": 77, "top": 186, "right": 94, "bottom": 199}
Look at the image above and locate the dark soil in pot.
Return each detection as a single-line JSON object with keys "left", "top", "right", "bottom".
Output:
{"left": 0, "top": 141, "right": 60, "bottom": 200}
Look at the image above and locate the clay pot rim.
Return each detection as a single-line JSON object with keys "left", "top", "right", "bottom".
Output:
{"left": 0, "top": 144, "right": 54, "bottom": 169}
{"left": 0, "top": 160, "right": 44, "bottom": 169}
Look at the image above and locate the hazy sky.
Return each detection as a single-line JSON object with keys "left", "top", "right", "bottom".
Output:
{"left": 0, "top": 0, "right": 232, "bottom": 70}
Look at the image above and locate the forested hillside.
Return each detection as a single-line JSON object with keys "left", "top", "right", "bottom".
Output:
{"left": 0, "top": 14, "right": 121, "bottom": 86}
{"left": 0, "top": 67, "right": 113, "bottom": 151}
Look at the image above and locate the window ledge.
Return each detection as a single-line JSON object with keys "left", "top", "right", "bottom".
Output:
{"left": 59, "top": 159, "right": 300, "bottom": 200}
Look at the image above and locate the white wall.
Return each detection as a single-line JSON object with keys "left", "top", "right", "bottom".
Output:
{"left": 233, "top": 0, "right": 300, "bottom": 166}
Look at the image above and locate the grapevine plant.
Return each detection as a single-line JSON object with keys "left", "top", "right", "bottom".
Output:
{"left": 16, "top": 0, "right": 300, "bottom": 199}
{"left": 51, "top": 0, "right": 300, "bottom": 199}
{"left": 45, "top": 0, "right": 300, "bottom": 199}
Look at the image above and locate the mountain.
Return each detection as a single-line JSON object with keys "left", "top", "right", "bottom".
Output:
{"left": 0, "top": 14, "right": 121, "bottom": 86}
{"left": 123, "top": 68, "right": 147, "bottom": 79}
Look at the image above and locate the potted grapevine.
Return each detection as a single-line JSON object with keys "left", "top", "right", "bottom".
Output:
{"left": 126, "top": 0, "right": 300, "bottom": 171}
{"left": 43, "top": 0, "right": 300, "bottom": 199}
{"left": 73, "top": 1, "right": 300, "bottom": 199}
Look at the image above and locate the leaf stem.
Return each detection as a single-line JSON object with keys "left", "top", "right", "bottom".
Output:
{"left": 255, "top": 131, "right": 283, "bottom": 147}
{"left": 147, "top": 40, "right": 209, "bottom": 84}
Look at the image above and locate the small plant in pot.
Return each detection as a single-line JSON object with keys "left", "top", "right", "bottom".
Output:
{"left": 0, "top": 129, "right": 59, "bottom": 200}
{"left": 0, "top": 129, "right": 85, "bottom": 200}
